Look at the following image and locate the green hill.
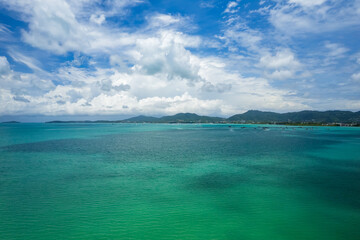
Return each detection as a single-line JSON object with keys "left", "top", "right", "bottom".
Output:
{"left": 157, "top": 113, "right": 224, "bottom": 123}
{"left": 228, "top": 110, "right": 360, "bottom": 123}
{"left": 121, "top": 113, "right": 224, "bottom": 123}
{"left": 121, "top": 115, "right": 159, "bottom": 123}
{"left": 228, "top": 110, "right": 283, "bottom": 122}
{"left": 46, "top": 110, "right": 360, "bottom": 124}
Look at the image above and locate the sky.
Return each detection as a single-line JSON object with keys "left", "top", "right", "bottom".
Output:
{"left": 0, "top": 0, "right": 360, "bottom": 120}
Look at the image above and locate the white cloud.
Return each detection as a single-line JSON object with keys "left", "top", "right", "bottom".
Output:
{"left": 146, "top": 13, "right": 197, "bottom": 34}
{"left": 260, "top": 49, "right": 301, "bottom": 69}
{"left": 0, "top": 50, "right": 314, "bottom": 116}
{"left": 250, "top": 5, "right": 271, "bottom": 15}
{"left": 0, "top": 56, "right": 55, "bottom": 99}
{"left": 220, "top": 24, "right": 263, "bottom": 53}
{"left": 8, "top": 50, "right": 45, "bottom": 73}
{"left": 1, "top": 0, "right": 358, "bottom": 117}
{"left": 224, "top": 1, "right": 239, "bottom": 14}
{"left": 13, "top": 95, "right": 30, "bottom": 103}
{"left": 148, "top": 14, "right": 181, "bottom": 28}
{"left": 269, "top": 6, "right": 313, "bottom": 34}
{"left": 200, "top": 1, "right": 215, "bottom": 8}
{"left": 268, "top": 69, "right": 294, "bottom": 80}
{"left": 351, "top": 72, "right": 360, "bottom": 82}
{"left": 0, "top": 24, "right": 13, "bottom": 42}
{"left": 0, "top": 0, "right": 141, "bottom": 55}
{"left": 309, "top": 98, "right": 360, "bottom": 111}
{"left": 20, "top": 0, "right": 88, "bottom": 54}
{"left": 269, "top": 0, "right": 360, "bottom": 35}
{"left": 288, "top": 0, "right": 327, "bottom": 8}
{"left": 0, "top": 56, "right": 11, "bottom": 75}
{"left": 259, "top": 49, "right": 302, "bottom": 80}
{"left": 90, "top": 14, "right": 105, "bottom": 25}
{"left": 131, "top": 31, "right": 202, "bottom": 81}
{"left": 201, "top": 82, "right": 232, "bottom": 93}
{"left": 318, "top": 42, "right": 350, "bottom": 66}
{"left": 324, "top": 42, "right": 349, "bottom": 58}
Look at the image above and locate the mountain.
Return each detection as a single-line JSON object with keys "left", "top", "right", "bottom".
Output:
{"left": 157, "top": 113, "right": 224, "bottom": 123}
{"left": 116, "top": 111, "right": 360, "bottom": 124}
{"left": 46, "top": 110, "right": 360, "bottom": 124}
{"left": 228, "top": 110, "right": 283, "bottom": 122}
{"left": 228, "top": 110, "right": 360, "bottom": 123}
{"left": 121, "top": 113, "right": 224, "bottom": 123}
{"left": 283, "top": 110, "right": 360, "bottom": 123}
{"left": 121, "top": 115, "right": 159, "bottom": 123}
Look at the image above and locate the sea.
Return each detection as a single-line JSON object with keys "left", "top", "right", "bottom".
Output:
{"left": 0, "top": 123, "right": 359, "bottom": 240}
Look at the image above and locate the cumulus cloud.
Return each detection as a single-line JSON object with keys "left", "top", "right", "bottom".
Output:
{"left": 201, "top": 82, "right": 232, "bottom": 93}
{"left": 0, "top": 56, "right": 54, "bottom": 96}
{"left": 99, "top": 79, "right": 130, "bottom": 92}
{"left": 132, "top": 31, "right": 202, "bottom": 81}
{"left": 0, "top": 49, "right": 313, "bottom": 116}
{"left": 0, "top": 56, "right": 55, "bottom": 114}
{"left": 21, "top": 0, "right": 87, "bottom": 54}
{"left": 260, "top": 49, "right": 301, "bottom": 69}
{"left": 0, "top": 0, "right": 358, "bottom": 117}
{"left": 259, "top": 49, "right": 302, "bottom": 80}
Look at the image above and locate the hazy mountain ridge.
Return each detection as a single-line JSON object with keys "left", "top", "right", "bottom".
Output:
{"left": 43, "top": 110, "right": 360, "bottom": 124}
{"left": 121, "top": 115, "right": 159, "bottom": 123}
{"left": 228, "top": 110, "right": 360, "bottom": 123}
{"left": 122, "top": 110, "right": 360, "bottom": 124}
{"left": 122, "top": 113, "right": 224, "bottom": 123}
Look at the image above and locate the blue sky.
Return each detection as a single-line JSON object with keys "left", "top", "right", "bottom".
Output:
{"left": 0, "top": 0, "right": 359, "bottom": 119}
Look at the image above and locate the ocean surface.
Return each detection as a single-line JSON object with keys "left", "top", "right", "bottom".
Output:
{"left": 0, "top": 123, "right": 359, "bottom": 240}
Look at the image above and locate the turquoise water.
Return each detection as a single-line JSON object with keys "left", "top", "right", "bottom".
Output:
{"left": 0, "top": 123, "right": 360, "bottom": 240}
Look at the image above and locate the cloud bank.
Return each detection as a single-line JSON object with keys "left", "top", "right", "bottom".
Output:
{"left": 0, "top": 0, "right": 359, "bottom": 118}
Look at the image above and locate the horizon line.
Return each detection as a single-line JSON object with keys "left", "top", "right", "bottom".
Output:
{"left": 1, "top": 109, "right": 360, "bottom": 123}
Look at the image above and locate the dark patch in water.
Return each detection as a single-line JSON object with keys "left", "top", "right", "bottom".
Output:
{"left": 187, "top": 172, "right": 246, "bottom": 190}
{"left": 242, "top": 155, "right": 360, "bottom": 209}
{"left": 287, "top": 161, "right": 360, "bottom": 209}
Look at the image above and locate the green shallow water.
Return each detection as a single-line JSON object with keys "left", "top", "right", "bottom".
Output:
{"left": 0, "top": 123, "right": 360, "bottom": 240}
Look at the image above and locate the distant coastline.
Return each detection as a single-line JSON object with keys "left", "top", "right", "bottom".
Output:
{"left": 1, "top": 121, "right": 20, "bottom": 124}
{"left": 44, "top": 110, "right": 360, "bottom": 126}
